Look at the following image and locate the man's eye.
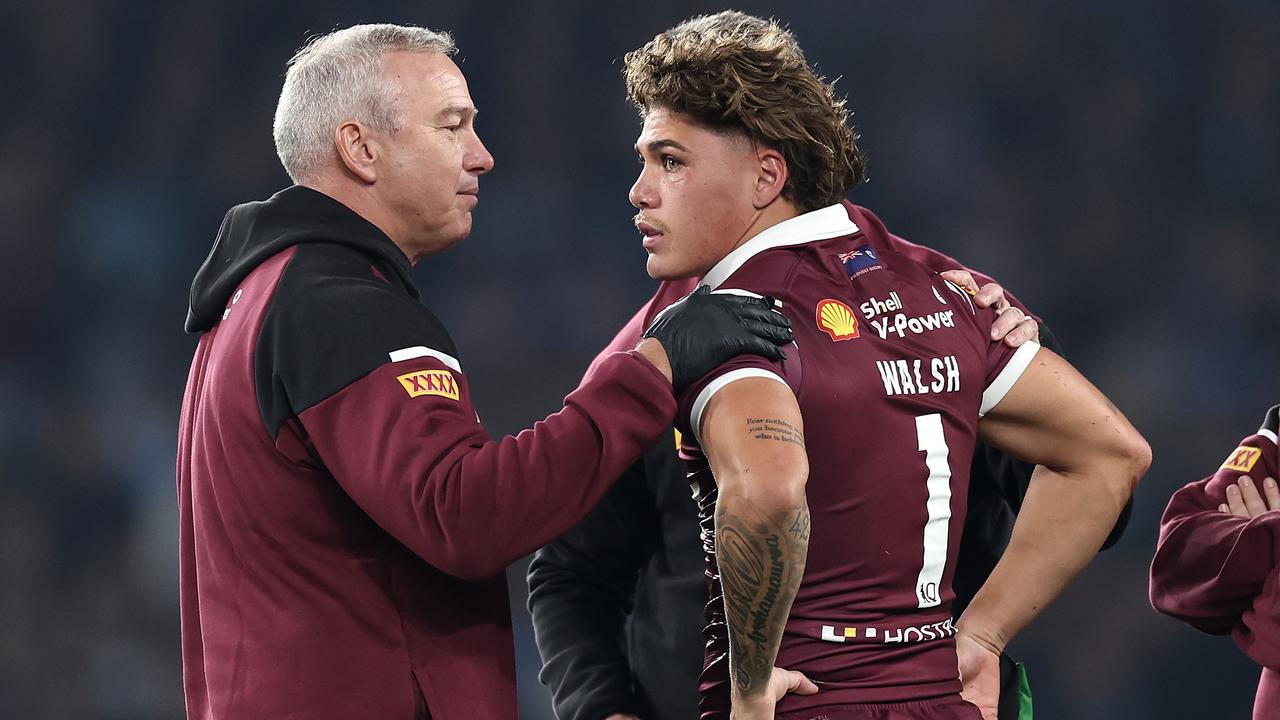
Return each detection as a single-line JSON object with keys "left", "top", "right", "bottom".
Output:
{"left": 662, "top": 156, "right": 683, "bottom": 171}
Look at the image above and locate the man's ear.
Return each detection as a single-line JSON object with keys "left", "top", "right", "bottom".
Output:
{"left": 334, "top": 121, "right": 380, "bottom": 183}
{"left": 753, "top": 146, "right": 788, "bottom": 209}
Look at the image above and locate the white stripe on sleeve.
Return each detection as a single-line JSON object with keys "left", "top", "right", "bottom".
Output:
{"left": 388, "top": 346, "right": 462, "bottom": 373}
{"left": 689, "top": 368, "right": 789, "bottom": 445}
{"left": 979, "top": 342, "right": 1040, "bottom": 417}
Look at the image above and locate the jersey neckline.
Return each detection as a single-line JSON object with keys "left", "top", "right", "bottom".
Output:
{"left": 701, "top": 203, "right": 859, "bottom": 290}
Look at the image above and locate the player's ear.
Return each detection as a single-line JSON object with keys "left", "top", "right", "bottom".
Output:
{"left": 335, "top": 120, "right": 379, "bottom": 183}
{"left": 752, "top": 146, "right": 788, "bottom": 209}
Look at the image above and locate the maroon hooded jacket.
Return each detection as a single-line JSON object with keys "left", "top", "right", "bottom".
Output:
{"left": 177, "top": 186, "right": 675, "bottom": 719}
{"left": 1151, "top": 405, "right": 1280, "bottom": 719}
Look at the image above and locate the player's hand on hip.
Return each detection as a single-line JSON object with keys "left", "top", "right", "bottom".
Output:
{"left": 640, "top": 286, "right": 794, "bottom": 392}
{"left": 1221, "top": 476, "right": 1280, "bottom": 518}
{"left": 939, "top": 270, "right": 1039, "bottom": 347}
{"left": 768, "top": 665, "right": 818, "bottom": 702}
{"left": 956, "top": 633, "right": 1000, "bottom": 720}
{"left": 732, "top": 666, "right": 817, "bottom": 720}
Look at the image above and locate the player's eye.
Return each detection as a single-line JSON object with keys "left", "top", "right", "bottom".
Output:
{"left": 661, "top": 155, "right": 683, "bottom": 172}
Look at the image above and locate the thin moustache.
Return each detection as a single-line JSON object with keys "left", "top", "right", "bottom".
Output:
{"left": 633, "top": 215, "right": 667, "bottom": 234}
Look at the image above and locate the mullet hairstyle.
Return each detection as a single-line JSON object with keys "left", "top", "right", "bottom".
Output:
{"left": 623, "top": 11, "right": 866, "bottom": 212}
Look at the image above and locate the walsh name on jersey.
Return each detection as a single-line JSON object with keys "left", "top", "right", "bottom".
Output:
{"left": 876, "top": 356, "right": 961, "bottom": 397}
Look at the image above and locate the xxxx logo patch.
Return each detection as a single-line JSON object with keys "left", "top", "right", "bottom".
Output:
{"left": 397, "top": 369, "right": 459, "bottom": 400}
{"left": 1222, "top": 445, "right": 1262, "bottom": 473}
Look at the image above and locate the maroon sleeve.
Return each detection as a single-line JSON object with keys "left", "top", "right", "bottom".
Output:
{"left": 1238, "top": 571, "right": 1280, "bottom": 669}
{"left": 674, "top": 353, "right": 791, "bottom": 445}
{"left": 1150, "top": 414, "right": 1280, "bottom": 648}
{"left": 977, "top": 337, "right": 1041, "bottom": 417}
{"left": 1150, "top": 480, "right": 1280, "bottom": 633}
{"left": 842, "top": 201, "right": 1038, "bottom": 321}
{"left": 932, "top": 275, "right": 1039, "bottom": 417}
{"left": 298, "top": 350, "right": 676, "bottom": 580}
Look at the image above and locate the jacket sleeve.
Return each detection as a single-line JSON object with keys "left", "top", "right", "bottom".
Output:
{"left": 527, "top": 452, "right": 664, "bottom": 720}
{"left": 263, "top": 272, "right": 677, "bottom": 580}
{"left": 1150, "top": 478, "right": 1280, "bottom": 635}
{"left": 1236, "top": 570, "right": 1280, "bottom": 669}
{"left": 1151, "top": 412, "right": 1280, "bottom": 641}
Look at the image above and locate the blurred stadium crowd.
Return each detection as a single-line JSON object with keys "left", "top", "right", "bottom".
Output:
{"left": 1, "top": 1, "right": 1276, "bottom": 717}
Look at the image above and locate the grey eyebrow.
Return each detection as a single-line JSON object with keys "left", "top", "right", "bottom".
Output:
{"left": 438, "top": 105, "right": 477, "bottom": 121}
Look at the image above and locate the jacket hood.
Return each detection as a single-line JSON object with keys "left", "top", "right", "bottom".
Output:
{"left": 185, "top": 186, "right": 416, "bottom": 332}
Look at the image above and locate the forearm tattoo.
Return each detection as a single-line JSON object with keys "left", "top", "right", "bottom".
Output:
{"left": 745, "top": 417, "right": 805, "bottom": 447}
{"left": 788, "top": 511, "right": 811, "bottom": 542}
{"left": 716, "top": 498, "right": 810, "bottom": 701}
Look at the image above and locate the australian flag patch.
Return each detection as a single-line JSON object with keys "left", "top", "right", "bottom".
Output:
{"left": 838, "top": 246, "right": 882, "bottom": 279}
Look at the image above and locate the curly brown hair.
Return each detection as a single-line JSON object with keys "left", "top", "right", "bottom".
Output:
{"left": 623, "top": 11, "right": 866, "bottom": 212}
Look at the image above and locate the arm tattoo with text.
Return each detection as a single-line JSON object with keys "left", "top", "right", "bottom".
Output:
{"left": 745, "top": 417, "right": 805, "bottom": 447}
{"left": 716, "top": 498, "right": 810, "bottom": 701}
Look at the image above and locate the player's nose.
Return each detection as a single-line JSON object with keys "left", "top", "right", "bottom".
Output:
{"left": 629, "top": 169, "right": 656, "bottom": 209}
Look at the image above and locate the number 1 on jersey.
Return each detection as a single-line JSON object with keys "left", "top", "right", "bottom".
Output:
{"left": 915, "top": 413, "right": 952, "bottom": 609}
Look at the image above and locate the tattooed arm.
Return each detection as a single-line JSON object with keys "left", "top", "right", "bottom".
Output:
{"left": 699, "top": 377, "right": 813, "bottom": 719}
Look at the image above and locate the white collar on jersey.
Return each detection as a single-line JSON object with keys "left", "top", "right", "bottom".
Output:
{"left": 700, "top": 203, "right": 858, "bottom": 290}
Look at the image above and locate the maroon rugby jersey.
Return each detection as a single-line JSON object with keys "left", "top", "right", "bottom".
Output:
{"left": 1150, "top": 406, "right": 1280, "bottom": 720}
{"left": 672, "top": 204, "right": 1040, "bottom": 717}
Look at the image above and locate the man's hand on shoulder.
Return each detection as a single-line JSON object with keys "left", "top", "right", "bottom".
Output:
{"left": 638, "top": 286, "right": 793, "bottom": 391}
{"left": 940, "top": 269, "right": 1038, "bottom": 347}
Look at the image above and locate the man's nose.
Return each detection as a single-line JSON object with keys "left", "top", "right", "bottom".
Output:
{"left": 466, "top": 131, "right": 495, "bottom": 175}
